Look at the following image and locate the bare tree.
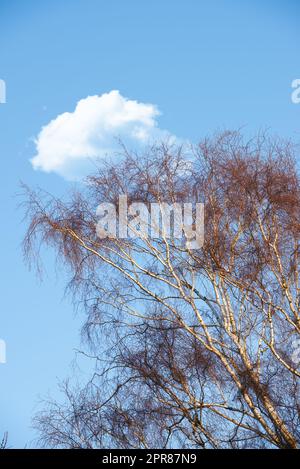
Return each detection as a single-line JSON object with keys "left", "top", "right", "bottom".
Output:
{"left": 24, "top": 131, "right": 300, "bottom": 449}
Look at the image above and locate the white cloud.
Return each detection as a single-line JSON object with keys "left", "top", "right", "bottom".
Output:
{"left": 31, "top": 90, "right": 174, "bottom": 179}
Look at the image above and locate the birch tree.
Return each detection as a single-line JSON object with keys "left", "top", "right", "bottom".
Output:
{"left": 24, "top": 131, "right": 300, "bottom": 448}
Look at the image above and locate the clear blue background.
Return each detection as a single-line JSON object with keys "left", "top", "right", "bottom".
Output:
{"left": 0, "top": 0, "right": 299, "bottom": 447}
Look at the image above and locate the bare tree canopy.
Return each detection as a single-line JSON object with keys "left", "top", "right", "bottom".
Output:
{"left": 24, "top": 131, "right": 300, "bottom": 449}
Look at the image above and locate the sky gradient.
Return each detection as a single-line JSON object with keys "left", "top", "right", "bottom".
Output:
{"left": 0, "top": 0, "right": 300, "bottom": 447}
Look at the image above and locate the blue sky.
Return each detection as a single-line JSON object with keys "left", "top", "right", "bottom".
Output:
{"left": 0, "top": 0, "right": 299, "bottom": 447}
